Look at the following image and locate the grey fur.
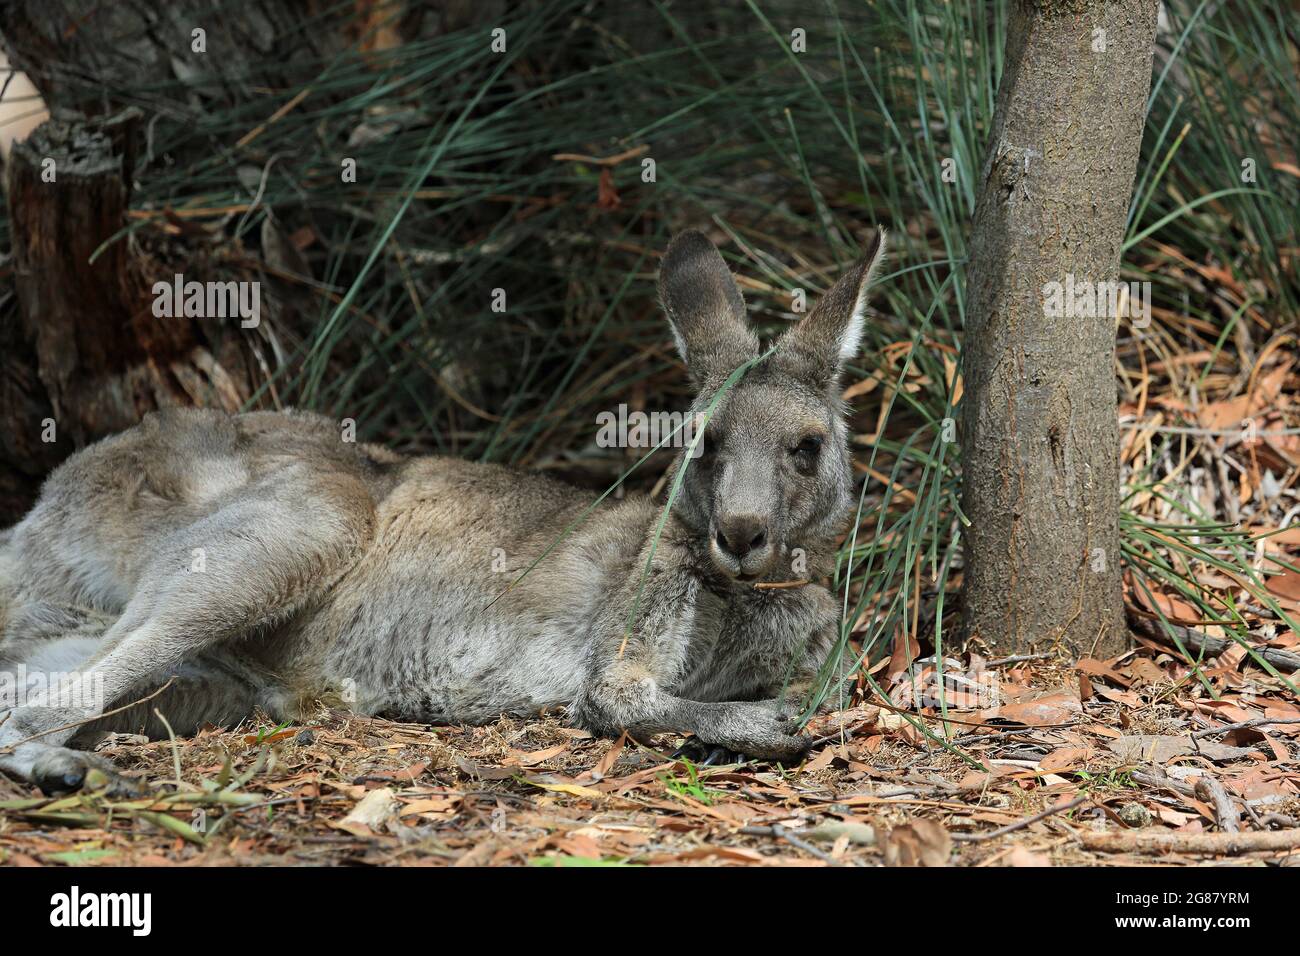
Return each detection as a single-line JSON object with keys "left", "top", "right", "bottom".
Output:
{"left": 0, "top": 229, "right": 886, "bottom": 793}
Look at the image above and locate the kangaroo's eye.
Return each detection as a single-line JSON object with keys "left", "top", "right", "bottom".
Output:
{"left": 791, "top": 435, "right": 823, "bottom": 458}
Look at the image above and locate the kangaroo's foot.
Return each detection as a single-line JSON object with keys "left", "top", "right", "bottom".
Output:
{"left": 28, "top": 745, "right": 142, "bottom": 797}
{"left": 1, "top": 738, "right": 142, "bottom": 797}
{"left": 671, "top": 737, "right": 749, "bottom": 766}
{"left": 692, "top": 700, "right": 812, "bottom": 764}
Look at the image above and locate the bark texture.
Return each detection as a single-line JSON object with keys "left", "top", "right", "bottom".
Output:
{"left": 0, "top": 108, "right": 264, "bottom": 523}
{"left": 0, "top": 2, "right": 355, "bottom": 523}
{"left": 960, "top": 0, "right": 1158, "bottom": 657}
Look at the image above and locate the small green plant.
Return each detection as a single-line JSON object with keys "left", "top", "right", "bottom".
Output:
{"left": 1074, "top": 768, "right": 1138, "bottom": 791}
{"left": 254, "top": 720, "right": 292, "bottom": 744}
{"left": 660, "top": 761, "right": 728, "bottom": 806}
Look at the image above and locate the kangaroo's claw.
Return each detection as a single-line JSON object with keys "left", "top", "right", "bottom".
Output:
{"left": 671, "top": 737, "right": 748, "bottom": 766}
{"left": 31, "top": 747, "right": 142, "bottom": 798}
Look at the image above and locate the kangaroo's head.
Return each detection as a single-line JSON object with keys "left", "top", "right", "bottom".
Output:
{"left": 658, "top": 228, "right": 886, "bottom": 583}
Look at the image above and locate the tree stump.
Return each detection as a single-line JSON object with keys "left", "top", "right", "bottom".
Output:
{"left": 1, "top": 108, "right": 257, "bottom": 522}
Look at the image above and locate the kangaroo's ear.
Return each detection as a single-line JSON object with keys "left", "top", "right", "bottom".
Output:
{"left": 659, "top": 230, "right": 758, "bottom": 385}
{"left": 780, "top": 228, "right": 887, "bottom": 389}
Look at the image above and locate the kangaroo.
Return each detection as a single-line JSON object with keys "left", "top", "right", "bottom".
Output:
{"left": 0, "top": 228, "right": 885, "bottom": 795}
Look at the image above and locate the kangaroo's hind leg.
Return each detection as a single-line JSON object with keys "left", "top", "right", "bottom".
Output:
{"left": 29, "top": 652, "right": 275, "bottom": 796}
{"left": 0, "top": 467, "right": 374, "bottom": 792}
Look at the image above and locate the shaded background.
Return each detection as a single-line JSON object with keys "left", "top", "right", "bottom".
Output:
{"left": 0, "top": 0, "right": 1296, "bottom": 684}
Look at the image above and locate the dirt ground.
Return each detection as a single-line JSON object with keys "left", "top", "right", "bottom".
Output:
{"left": 1, "top": 638, "right": 1297, "bottom": 867}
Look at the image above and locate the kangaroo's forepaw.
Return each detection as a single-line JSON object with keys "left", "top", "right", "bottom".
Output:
{"left": 707, "top": 701, "right": 813, "bottom": 765}
{"left": 31, "top": 748, "right": 142, "bottom": 798}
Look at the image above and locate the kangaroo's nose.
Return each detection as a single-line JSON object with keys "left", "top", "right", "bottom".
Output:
{"left": 715, "top": 515, "right": 768, "bottom": 559}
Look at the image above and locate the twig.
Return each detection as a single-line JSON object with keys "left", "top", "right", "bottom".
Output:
{"left": 1080, "top": 828, "right": 1300, "bottom": 855}
{"left": 740, "top": 823, "right": 845, "bottom": 866}
{"left": 235, "top": 86, "right": 312, "bottom": 149}
{"left": 809, "top": 721, "right": 870, "bottom": 749}
{"left": 1131, "top": 766, "right": 1196, "bottom": 797}
{"left": 983, "top": 652, "right": 1054, "bottom": 666}
{"left": 0, "top": 677, "right": 177, "bottom": 752}
{"left": 1127, "top": 606, "right": 1300, "bottom": 672}
{"left": 951, "top": 796, "right": 1088, "bottom": 843}
{"left": 153, "top": 708, "right": 184, "bottom": 789}
{"left": 551, "top": 144, "right": 649, "bottom": 166}
{"left": 1193, "top": 776, "right": 1240, "bottom": 833}
{"left": 1192, "top": 716, "right": 1300, "bottom": 738}
{"left": 1241, "top": 798, "right": 1267, "bottom": 830}
{"left": 1119, "top": 421, "right": 1300, "bottom": 437}
{"left": 1259, "top": 813, "right": 1299, "bottom": 829}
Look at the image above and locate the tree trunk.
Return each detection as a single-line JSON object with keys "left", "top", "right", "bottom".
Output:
{"left": 0, "top": 108, "right": 264, "bottom": 523}
{"left": 960, "top": 0, "right": 1158, "bottom": 658}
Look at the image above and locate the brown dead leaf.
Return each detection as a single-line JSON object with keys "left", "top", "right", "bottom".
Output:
{"left": 588, "top": 732, "right": 628, "bottom": 780}
{"left": 597, "top": 168, "right": 621, "bottom": 210}
{"left": 880, "top": 818, "right": 951, "bottom": 867}
{"left": 513, "top": 744, "right": 569, "bottom": 767}
{"left": 398, "top": 794, "right": 460, "bottom": 816}
{"left": 334, "top": 787, "right": 398, "bottom": 836}
{"left": 803, "top": 745, "right": 843, "bottom": 774}
{"left": 361, "top": 761, "right": 429, "bottom": 783}
{"left": 1077, "top": 657, "right": 1134, "bottom": 688}
{"left": 1038, "top": 746, "right": 1093, "bottom": 774}
{"left": 1005, "top": 846, "right": 1052, "bottom": 866}
{"left": 1224, "top": 766, "right": 1295, "bottom": 802}
{"left": 1199, "top": 395, "right": 1252, "bottom": 432}
{"left": 884, "top": 629, "right": 921, "bottom": 684}
{"left": 706, "top": 802, "right": 766, "bottom": 825}
{"left": 1154, "top": 806, "right": 1198, "bottom": 827}
{"left": 1094, "top": 686, "right": 1143, "bottom": 708}
{"left": 652, "top": 846, "right": 768, "bottom": 864}
{"left": 550, "top": 834, "right": 605, "bottom": 859}
{"left": 1264, "top": 568, "right": 1300, "bottom": 606}
{"left": 1133, "top": 588, "right": 1204, "bottom": 624}
{"left": 982, "top": 688, "right": 1081, "bottom": 727}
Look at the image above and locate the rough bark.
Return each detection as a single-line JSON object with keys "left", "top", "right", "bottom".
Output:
{"left": 960, "top": 0, "right": 1158, "bottom": 657}
{"left": 0, "top": 1, "right": 491, "bottom": 124}
{"left": 1, "top": 108, "right": 260, "bottom": 522}
{"left": 0, "top": 1, "right": 368, "bottom": 523}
